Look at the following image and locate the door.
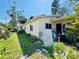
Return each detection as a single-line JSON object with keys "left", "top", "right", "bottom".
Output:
{"left": 56, "top": 23, "right": 62, "bottom": 35}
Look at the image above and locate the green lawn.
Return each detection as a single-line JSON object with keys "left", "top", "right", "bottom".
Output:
{"left": 0, "top": 33, "right": 23, "bottom": 59}
{"left": 0, "top": 32, "right": 42, "bottom": 59}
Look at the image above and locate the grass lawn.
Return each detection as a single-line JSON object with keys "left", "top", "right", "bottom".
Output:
{"left": 0, "top": 32, "right": 41, "bottom": 59}
{"left": 0, "top": 33, "right": 23, "bottom": 59}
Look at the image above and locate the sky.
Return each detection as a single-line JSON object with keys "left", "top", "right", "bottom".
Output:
{"left": 0, "top": 0, "right": 53, "bottom": 23}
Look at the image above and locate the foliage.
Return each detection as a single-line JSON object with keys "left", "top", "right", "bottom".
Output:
{"left": 40, "top": 43, "right": 65, "bottom": 59}
{"left": 64, "top": 16, "right": 75, "bottom": 24}
{"left": 17, "top": 32, "right": 43, "bottom": 55}
{"left": 53, "top": 42, "right": 79, "bottom": 59}
{"left": 29, "top": 16, "right": 34, "bottom": 19}
{"left": 18, "top": 30, "right": 25, "bottom": 34}
{"left": 51, "top": 0, "right": 70, "bottom": 16}
{"left": 45, "top": 46, "right": 54, "bottom": 58}
{"left": 0, "top": 22, "right": 17, "bottom": 32}
{"left": 7, "top": 23, "right": 14, "bottom": 31}
{"left": 7, "top": 1, "right": 17, "bottom": 28}
{"left": 17, "top": 11, "right": 27, "bottom": 24}
{"left": 6, "top": 23, "right": 18, "bottom": 32}
{"left": 69, "top": 0, "right": 79, "bottom": 3}
{"left": 54, "top": 55, "right": 64, "bottom": 59}
{"left": 54, "top": 42, "right": 65, "bottom": 59}
{"left": 58, "top": 6, "right": 68, "bottom": 17}
{"left": 54, "top": 42, "right": 65, "bottom": 53}
{"left": 51, "top": 0, "right": 59, "bottom": 16}
{"left": 64, "top": 4, "right": 79, "bottom": 42}
{"left": 75, "top": 4, "right": 79, "bottom": 16}
{"left": 27, "top": 42, "right": 79, "bottom": 59}
{"left": 67, "top": 46, "right": 79, "bottom": 59}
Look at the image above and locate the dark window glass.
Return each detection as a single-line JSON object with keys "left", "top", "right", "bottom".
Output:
{"left": 46, "top": 23, "right": 49, "bottom": 29}
{"left": 45, "top": 23, "right": 52, "bottom": 29}
{"left": 30, "top": 25, "right": 33, "bottom": 31}
{"left": 49, "top": 24, "right": 52, "bottom": 29}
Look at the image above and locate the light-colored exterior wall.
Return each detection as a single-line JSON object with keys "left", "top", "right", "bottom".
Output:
{"left": 25, "top": 19, "right": 39, "bottom": 37}
{"left": 25, "top": 16, "right": 58, "bottom": 37}
{"left": 25, "top": 16, "right": 62, "bottom": 46}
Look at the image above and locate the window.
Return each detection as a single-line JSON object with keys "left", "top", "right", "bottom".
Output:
{"left": 45, "top": 23, "right": 52, "bottom": 29}
{"left": 30, "top": 25, "right": 33, "bottom": 31}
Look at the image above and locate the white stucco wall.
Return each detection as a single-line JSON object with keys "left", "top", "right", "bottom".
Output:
{"left": 38, "top": 18, "right": 54, "bottom": 46}
{"left": 25, "top": 16, "right": 57, "bottom": 46}
{"left": 25, "top": 20, "right": 39, "bottom": 37}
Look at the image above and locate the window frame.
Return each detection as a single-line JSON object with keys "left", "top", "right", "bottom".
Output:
{"left": 30, "top": 25, "right": 33, "bottom": 31}
{"left": 45, "top": 23, "right": 52, "bottom": 29}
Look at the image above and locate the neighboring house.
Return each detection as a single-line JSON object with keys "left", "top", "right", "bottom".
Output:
{"left": 25, "top": 16, "right": 64, "bottom": 46}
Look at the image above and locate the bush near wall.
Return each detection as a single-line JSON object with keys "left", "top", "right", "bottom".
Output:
{"left": 54, "top": 42, "right": 79, "bottom": 59}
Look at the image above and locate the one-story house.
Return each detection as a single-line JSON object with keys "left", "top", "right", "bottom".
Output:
{"left": 25, "top": 16, "right": 64, "bottom": 46}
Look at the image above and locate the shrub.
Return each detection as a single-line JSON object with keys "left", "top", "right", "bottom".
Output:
{"left": 33, "top": 41, "right": 44, "bottom": 51}
{"left": 44, "top": 46, "right": 54, "bottom": 58}
{"left": 12, "top": 28, "right": 18, "bottom": 32}
{"left": 54, "top": 42, "right": 79, "bottom": 59}
{"left": 67, "top": 47, "right": 79, "bottom": 59}
{"left": 18, "top": 30, "right": 25, "bottom": 34}
{"left": 19, "top": 19, "right": 27, "bottom": 24}
{"left": 54, "top": 42, "right": 65, "bottom": 53}
{"left": 31, "top": 35, "right": 43, "bottom": 43}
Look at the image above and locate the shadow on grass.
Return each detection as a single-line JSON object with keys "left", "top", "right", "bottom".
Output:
{"left": 17, "top": 31, "right": 43, "bottom": 56}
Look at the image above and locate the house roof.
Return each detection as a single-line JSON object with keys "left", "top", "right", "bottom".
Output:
{"left": 51, "top": 16, "right": 65, "bottom": 24}
{"left": 25, "top": 16, "right": 65, "bottom": 25}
